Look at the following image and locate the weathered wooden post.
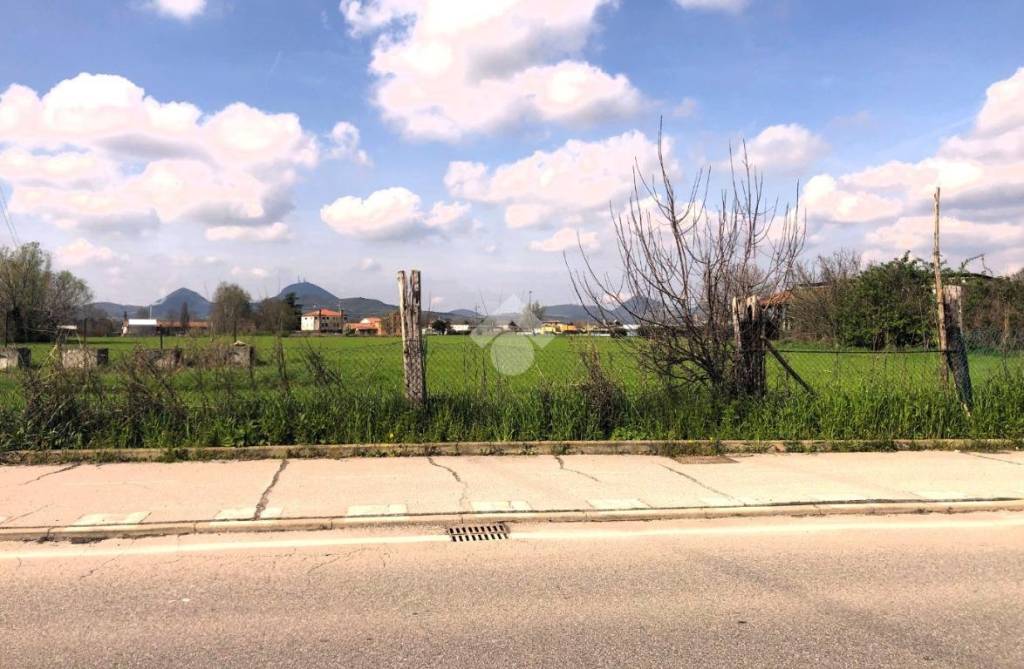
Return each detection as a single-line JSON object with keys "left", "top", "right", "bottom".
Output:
{"left": 942, "top": 285, "right": 973, "bottom": 412}
{"left": 397, "top": 269, "right": 426, "bottom": 405}
{"left": 732, "top": 295, "right": 766, "bottom": 396}
{"left": 932, "top": 187, "right": 948, "bottom": 382}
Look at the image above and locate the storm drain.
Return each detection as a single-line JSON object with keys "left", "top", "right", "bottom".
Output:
{"left": 446, "top": 523, "right": 509, "bottom": 542}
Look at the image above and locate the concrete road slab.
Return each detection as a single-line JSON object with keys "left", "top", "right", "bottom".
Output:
{"left": 0, "top": 464, "right": 78, "bottom": 490}
{"left": 759, "top": 452, "right": 1024, "bottom": 500}
{"left": 434, "top": 455, "right": 730, "bottom": 510}
{"left": 588, "top": 498, "right": 649, "bottom": 510}
{"left": 72, "top": 512, "right": 149, "bottom": 527}
{"left": 0, "top": 461, "right": 281, "bottom": 527}
{"left": 470, "top": 500, "right": 531, "bottom": 512}
{"left": 268, "top": 459, "right": 463, "bottom": 517}
{"left": 346, "top": 504, "right": 408, "bottom": 517}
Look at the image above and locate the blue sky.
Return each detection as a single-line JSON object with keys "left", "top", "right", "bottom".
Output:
{"left": 1, "top": 0, "right": 1023, "bottom": 309}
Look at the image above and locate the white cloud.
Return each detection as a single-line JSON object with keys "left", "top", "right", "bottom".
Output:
{"left": 327, "top": 121, "right": 371, "bottom": 165}
{"left": 0, "top": 73, "right": 317, "bottom": 234}
{"left": 359, "top": 257, "right": 381, "bottom": 271}
{"left": 424, "top": 201, "right": 470, "bottom": 231}
{"left": 230, "top": 266, "right": 270, "bottom": 279}
{"left": 444, "top": 130, "right": 667, "bottom": 229}
{"left": 55, "top": 238, "right": 118, "bottom": 267}
{"left": 320, "top": 186, "right": 469, "bottom": 239}
{"left": 446, "top": 130, "right": 668, "bottom": 230}
{"left": 802, "top": 66, "right": 1024, "bottom": 273}
{"left": 205, "top": 222, "right": 292, "bottom": 242}
{"left": 145, "top": 0, "right": 207, "bottom": 21}
{"left": 430, "top": 296, "right": 444, "bottom": 307}
{"left": 675, "top": 0, "right": 749, "bottom": 11}
{"left": 529, "top": 227, "right": 598, "bottom": 253}
{"left": 672, "top": 97, "right": 698, "bottom": 118}
{"left": 743, "top": 123, "right": 828, "bottom": 172}
{"left": 802, "top": 175, "right": 903, "bottom": 224}
{"left": 673, "top": 0, "right": 748, "bottom": 11}
{"left": 340, "top": 0, "right": 642, "bottom": 140}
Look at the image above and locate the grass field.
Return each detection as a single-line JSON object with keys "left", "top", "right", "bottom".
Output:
{"left": 1, "top": 333, "right": 1023, "bottom": 450}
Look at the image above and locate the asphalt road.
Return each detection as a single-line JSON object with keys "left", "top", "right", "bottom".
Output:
{"left": 1, "top": 513, "right": 1022, "bottom": 668}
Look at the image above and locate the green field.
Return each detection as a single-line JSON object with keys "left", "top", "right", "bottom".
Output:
{"left": 1, "top": 333, "right": 1023, "bottom": 450}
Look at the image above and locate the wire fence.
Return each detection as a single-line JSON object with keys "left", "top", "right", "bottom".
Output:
{"left": 4, "top": 330, "right": 1023, "bottom": 403}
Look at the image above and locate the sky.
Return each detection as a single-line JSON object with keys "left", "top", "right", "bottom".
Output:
{"left": 1, "top": 0, "right": 1023, "bottom": 310}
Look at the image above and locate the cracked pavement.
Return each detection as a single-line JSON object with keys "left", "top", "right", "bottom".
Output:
{"left": 1, "top": 451, "right": 1023, "bottom": 530}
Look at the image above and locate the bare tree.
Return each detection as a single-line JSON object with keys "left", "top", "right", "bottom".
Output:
{"left": 787, "top": 249, "right": 861, "bottom": 342}
{"left": 570, "top": 128, "right": 804, "bottom": 395}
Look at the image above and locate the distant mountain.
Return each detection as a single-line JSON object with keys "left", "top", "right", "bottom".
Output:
{"left": 448, "top": 308, "right": 482, "bottom": 319}
{"left": 152, "top": 288, "right": 212, "bottom": 319}
{"left": 89, "top": 287, "right": 211, "bottom": 321}
{"left": 89, "top": 301, "right": 145, "bottom": 319}
{"left": 276, "top": 282, "right": 341, "bottom": 311}
{"left": 275, "top": 282, "right": 400, "bottom": 320}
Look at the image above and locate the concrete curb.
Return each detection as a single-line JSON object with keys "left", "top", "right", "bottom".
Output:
{"left": 3, "top": 498, "right": 1022, "bottom": 543}
{"left": 2, "top": 438, "right": 1022, "bottom": 464}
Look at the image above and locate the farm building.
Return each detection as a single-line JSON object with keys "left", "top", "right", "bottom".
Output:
{"left": 301, "top": 308, "right": 345, "bottom": 333}
{"left": 540, "top": 321, "right": 580, "bottom": 335}
{"left": 346, "top": 316, "right": 382, "bottom": 335}
{"left": 121, "top": 318, "right": 210, "bottom": 336}
{"left": 449, "top": 323, "right": 472, "bottom": 335}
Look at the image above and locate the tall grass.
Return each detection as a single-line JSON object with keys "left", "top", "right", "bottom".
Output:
{"left": 1, "top": 336, "right": 1023, "bottom": 450}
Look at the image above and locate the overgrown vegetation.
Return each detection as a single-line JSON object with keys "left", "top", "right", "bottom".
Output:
{"left": 0, "top": 334, "right": 1022, "bottom": 451}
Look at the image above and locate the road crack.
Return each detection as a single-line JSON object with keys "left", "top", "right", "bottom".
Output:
{"left": 427, "top": 457, "right": 469, "bottom": 509}
{"left": 20, "top": 463, "right": 80, "bottom": 486}
{"left": 555, "top": 456, "right": 600, "bottom": 482}
{"left": 79, "top": 556, "right": 120, "bottom": 581}
{"left": 965, "top": 452, "right": 1023, "bottom": 466}
{"left": 658, "top": 463, "right": 739, "bottom": 502}
{"left": 254, "top": 459, "right": 289, "bottom": 520}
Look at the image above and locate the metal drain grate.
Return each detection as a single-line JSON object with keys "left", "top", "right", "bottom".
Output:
{"left": 446, "top": 523, "right": 509, "bottom": 542}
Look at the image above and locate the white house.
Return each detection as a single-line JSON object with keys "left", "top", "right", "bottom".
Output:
{"left": 301, "top": 308, "right": 345, "bottom": 333}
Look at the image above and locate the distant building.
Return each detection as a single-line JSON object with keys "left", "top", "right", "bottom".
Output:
{"left": 301, "top": 308, "right": 345, "bottom": 333}
{"left": 346, "top": 316, "right": 382, "bottom": 336}
{"left": 449, "top": 323, "right": 472, "bottom": 335}
{"left": 540, "top": 321, "right": 579, "bottom": 335}
{"left": 121, "top": 318, "right": 209, "bottom": 336}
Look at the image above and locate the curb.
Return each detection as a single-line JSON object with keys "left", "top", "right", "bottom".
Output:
{"left": 2, "top": 438, "right": 1022, "bottom": 464}
{"left": 4, "top": 498, "right": 1022, "bottom": 543}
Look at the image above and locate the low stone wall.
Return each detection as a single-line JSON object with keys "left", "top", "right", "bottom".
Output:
{"left": 228, "top": 343, "right": 254, "bottom": 368}
{"left": 60, "top": 347, "right": 110, "bottom": 369}
{"left": 134, "top": 348, "right": 183, "bottom": 370}
{"left": 0, "top": 347, "right": 30, "bottom": 371}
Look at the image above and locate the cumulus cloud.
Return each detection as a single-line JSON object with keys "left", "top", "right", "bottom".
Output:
{"left": 55, "top": 238, "right": 119, "bottom": 267}
{"left": 671, "top": 97, "right": 698, "bottom": 118}
{"left": 340, "top": 0, "right": 642, "bottom": 140}
{"left": 205, "top": 222, "right": 292, "bottom": 242}
{"left": 673, "top": 0, "right": 748, "bottom": 11}
{"left": 742, "top": 124, "right": 828, "bottom": 173}
{"left": 0, "top": 73, "right": 317, "bottom": 235}
{"left": 145, "top": 0, "right": 207, "bottom": 21}
{"left": 446, "top": 130, "right": 668, "bottom": 230}
{"left": 529, "top": 227, "right": 598, "bottom": 253}
{"left": 802, "top": 66, "right": 1024, "bottom": 273}
{"left": 327, "top": 121, "right": 371, "bottom": 165}
{"left": 230, "top": 266, "right": 270, "bottom": 279}
{"left": 320, "top": 186, "right": 469, "bottom": 239}
{"left": 359, "top": 257, "right": 381, "bottom": 271}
